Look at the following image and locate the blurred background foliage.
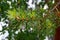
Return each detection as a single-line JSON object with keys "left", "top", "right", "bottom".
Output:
{"left": 0, "top": 0, "right": 59, "bottom": 40}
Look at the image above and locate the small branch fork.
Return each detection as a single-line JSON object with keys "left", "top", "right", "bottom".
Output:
{"left": 49, "top": 1, "right": 60, "bottom": 13}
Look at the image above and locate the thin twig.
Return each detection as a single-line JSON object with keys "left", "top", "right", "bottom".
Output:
{"left": 49, "top": 1, "right": 60, "bottom": 13}
{"left": 51, "top": 1, "right": 60, "bottom": 11}
{"left": 55, "top": 8, "right": 59, "bottom": 13}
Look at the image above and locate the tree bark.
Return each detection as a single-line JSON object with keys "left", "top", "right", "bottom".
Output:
{"left": 54, "top": 27, "right": 60, "bottom": 40}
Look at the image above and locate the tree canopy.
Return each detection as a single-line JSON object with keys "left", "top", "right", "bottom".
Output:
{"left": 0, "top": 0, "right": 60, "bottom": 40}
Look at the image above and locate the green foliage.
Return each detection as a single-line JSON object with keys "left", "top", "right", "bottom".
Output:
{"left": 0, "top": 0, "right": 57, "bottom": 40}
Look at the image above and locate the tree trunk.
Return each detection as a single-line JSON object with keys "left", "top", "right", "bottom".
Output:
{"left": 54, "top": 27, "right": 60, "bottom": 40}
